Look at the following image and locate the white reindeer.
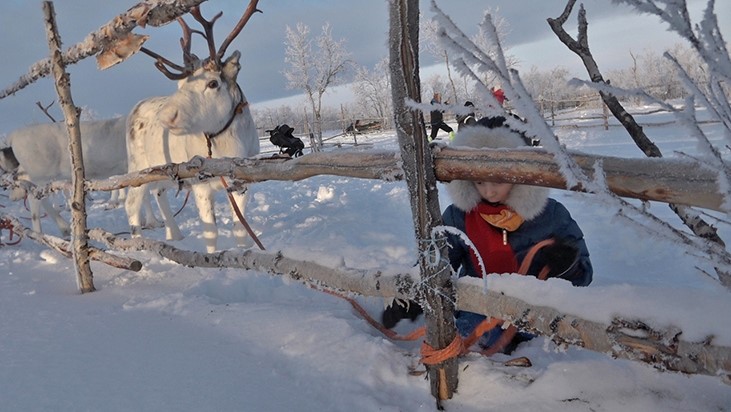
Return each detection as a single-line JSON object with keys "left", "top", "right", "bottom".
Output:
{"left": 0, "top": 118, "right": 159, "bottom": 236}
{"left": 124, "top": 2, "right": 261, "bottom": 253}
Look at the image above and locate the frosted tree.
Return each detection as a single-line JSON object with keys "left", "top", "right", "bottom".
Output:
{"left": 421, "top": 18, "right": 459, "bottom": 104}
{"left": 421, "top": 7, "right": 513, "bottom": 107}
{"left": 521, "top": 66, "right": 572, "bottom": 118}
{"left": 605, "top": 44, "right": 703, "bottom": 101}
{"left": 283, "top": 22, "right": 351, "bottom": 149}
{"left": 351, "top": 57, "right": 392, "bottom": 125}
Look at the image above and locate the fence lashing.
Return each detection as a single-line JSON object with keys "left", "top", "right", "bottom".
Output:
{"left": 0, "top": 217, "right": 21, "bottom": 246}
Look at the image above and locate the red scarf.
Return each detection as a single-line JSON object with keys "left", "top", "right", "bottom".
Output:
{"left": 464, "top": 203, "right": 523, "bottom": 277}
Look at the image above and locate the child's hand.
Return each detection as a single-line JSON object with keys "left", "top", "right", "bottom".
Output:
{"left": 381, "top": 299, "right": 423, "bottom": 329}
{"left": 542, "top": 238, "right": 580, "bottom": 280}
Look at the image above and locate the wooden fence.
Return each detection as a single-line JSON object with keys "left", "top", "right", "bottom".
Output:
{"left": 1, "top": 146, "right": 730, "bottom": 380}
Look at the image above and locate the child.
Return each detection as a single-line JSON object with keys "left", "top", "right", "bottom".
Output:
{"left": 383, "top": 121, "right": 592, "bottom": 354}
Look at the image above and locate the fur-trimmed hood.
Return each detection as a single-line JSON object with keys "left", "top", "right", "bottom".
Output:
{"left": 444, "top": 124, "right": 549, "bottom": 221}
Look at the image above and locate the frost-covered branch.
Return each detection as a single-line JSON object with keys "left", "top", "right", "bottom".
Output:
{"left": 0, "top": 0, "right": 209, "bottom": 99}
{"left": 568, "top": 77, "right": 731, "bottom": 211}
{"left": 546, "top": 0, "right": 731, "bottom": 289}
{"left": 2, "top": 214, "right": 141, "bottom": 272}
{"left": 613, "top": 0, "right": 731, "bottom": 83}
{"left": 430, "top": 0, "right": 591, "bottom": 191}
{"left": 85, "top": 227, "right": 731, "bottom": 378}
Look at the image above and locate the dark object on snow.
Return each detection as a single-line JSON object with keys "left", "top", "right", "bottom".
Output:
{"left": 381, "top": 300, "right": 423, "bottom": 329}
{"left": 540, "top": 238, "right": 581, "bottom": 281}
{"left": 267, "top": 124, "right": 305, "bottom": 157}
{"left": 476, "top": 115, "right": 539, "bottom": 146}
{"left": 346, "top": 119, "right": 383, "bottom": 134}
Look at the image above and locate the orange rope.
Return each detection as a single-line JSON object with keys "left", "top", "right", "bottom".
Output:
{"left": 319, "top": 240, "right": 557, "bottom": 365}
{"left": 518, "top": 238, "right": 555, "bottom": 277}
{"left": 421, "top": 333, "right": 463, "bottom": 365}
{"left": 219, "top": 176, "right": 266, "bottom": 250}
{"left": 460, "top": 317, "right": 502, "bottom": 351}
{"left": 204, "top": 133, "right": 266, "bottom": 251}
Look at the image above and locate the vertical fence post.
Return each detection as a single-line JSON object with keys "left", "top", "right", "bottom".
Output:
{"left": 43, "top": 1, "right": 95, "bottom": 293}
{"left": 388, "top": 0, "right": 458, "bottom": 407}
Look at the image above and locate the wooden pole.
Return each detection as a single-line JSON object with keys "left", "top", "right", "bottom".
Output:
{"left": 43, "top": 1, "right": 94, "bottom": 293}
{"left": 388, "top": 0, "right": 457, "bottom": 405}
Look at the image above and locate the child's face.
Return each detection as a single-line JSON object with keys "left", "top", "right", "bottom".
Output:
{"left": 474, "top": 181, "right": 513, "bottom": 204}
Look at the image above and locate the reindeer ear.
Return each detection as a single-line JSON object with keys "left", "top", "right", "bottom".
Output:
{"left": 222, "top": 50, "right": 241, "bottom": 81}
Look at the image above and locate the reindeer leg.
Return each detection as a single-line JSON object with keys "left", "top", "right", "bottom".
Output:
{"left": 125, "top": 185, "right": 147, "bottom": 237}
{"left": 153, "top": 187, "right": 184, "bottom": 241}
{"left": 142, "top": 193, "right": 164, "bottom": 229}
{"left": 229, "top": 185, "right": 253, "bottom": 248}
{"left": 107, "top": 188, "right": 127, "bottom": 209}
{"left": 46, "top": 196, "right": 71, "bottom": 237}
{"left": 28, "top": 196, "right": 44, "bottom": 234}
{"left": 191, "top": 184, "right": 217, "bottom": 253}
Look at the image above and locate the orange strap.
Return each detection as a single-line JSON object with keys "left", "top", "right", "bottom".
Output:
{"left": 421, "top": 333, "right": 463, "bottom": 365}
{"left": 203, "top": 132, "right": 266, "bottom": 251}
{"left": 321, "top": 239, "right": 557, "bottom": 365}
{"left": 518, "top": 238, "right": 555, "bottom": 280}
{"left": 321, "top": 288, "right": 426, "bottom": 341}
{"left": 219, "top": 176, "right": 266, "bottom": 251}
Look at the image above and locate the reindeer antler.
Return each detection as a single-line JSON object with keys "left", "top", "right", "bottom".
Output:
{"left": 189, "top": 7, "right": 224, "bottom": 69}
{"left": 217, "top": 0, "right": 262, "bottom": 62}
{"left": 189, "top": 0, "right": 262, "bottom": 69}
{"left": 139, "top": 17, "right": 197, "bottom": 80}
{"left": 141, "top": 0, "right": 262, "bottom": 77}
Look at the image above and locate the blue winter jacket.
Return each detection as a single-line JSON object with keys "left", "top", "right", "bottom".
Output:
{"left": 442, "top": 199, "right": 593, "bottom": 349}
{"left": 442, "top": 199, "right": 592, "bottom": 286}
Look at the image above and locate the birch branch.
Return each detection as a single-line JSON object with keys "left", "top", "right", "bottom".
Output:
{"left": 86, "top": 227, "right": 731, "bottom": 378}
{"left": 0, "top": 0, "right": 209, "bottom": 99}
{"left": 2, "top": 215, "right": 141, "bottom": 272}
{"left": 458, "top": 281, "right": 731, "bottom": 378}
{"left": 76, "top": 148, "right": 729, "bottom": 213}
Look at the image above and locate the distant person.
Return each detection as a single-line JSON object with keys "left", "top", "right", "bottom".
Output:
{"left": 429, "top": 92, "right": 454, "bottom": 141}
{"left": 492, "top": 87, "right": 507, "bottom": 106}
{"left": 456, "top": 101, "right": 477, "bottom": 131}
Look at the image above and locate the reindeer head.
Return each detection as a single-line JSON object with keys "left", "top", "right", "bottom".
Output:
{"left": 140, "top": 1, "right": 260, "bottom": 135}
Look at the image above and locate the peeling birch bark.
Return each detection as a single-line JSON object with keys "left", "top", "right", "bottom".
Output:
{"left": 86, "top": 227, "right": 731, "bottom": 379}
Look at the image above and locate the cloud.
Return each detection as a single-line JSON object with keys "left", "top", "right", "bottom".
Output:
{"left": 0, "top": 0, "right": 728, "bottom": 136}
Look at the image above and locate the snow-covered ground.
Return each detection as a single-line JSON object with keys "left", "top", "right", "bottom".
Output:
{"left": 1, "top": 106, "right": 730, "bottom": 411}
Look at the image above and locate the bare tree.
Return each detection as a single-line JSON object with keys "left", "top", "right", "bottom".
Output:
{"left": 606, "top": 45, "right": 700, "bottom": 102}
{"left": 521, "top": 66, "right": 575, "bottom": 118}
{"left": 351, "top": 58, "right": 392, "bottom": 124}
{"left": 283, "top": 22, "right": 351, "bottom": 149}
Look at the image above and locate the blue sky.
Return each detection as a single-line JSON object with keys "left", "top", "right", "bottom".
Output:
{"left": 0, "top": 0, "right": 729, "bottom": 135}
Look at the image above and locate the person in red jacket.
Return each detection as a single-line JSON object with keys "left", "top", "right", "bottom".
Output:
{"left": 491, "top": 87, "right": 507, "bottom": 105}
